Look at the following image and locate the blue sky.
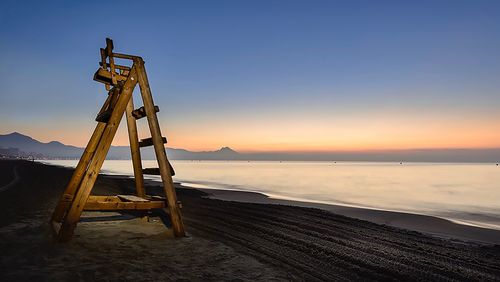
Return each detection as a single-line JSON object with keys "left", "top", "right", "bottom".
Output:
{"left": 1, "top": 0, "right": 499, "bottom": 151}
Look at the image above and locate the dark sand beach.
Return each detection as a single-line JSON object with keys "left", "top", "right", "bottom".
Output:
{"left": 1, "top": 160, "right": 500, "bottom": 281}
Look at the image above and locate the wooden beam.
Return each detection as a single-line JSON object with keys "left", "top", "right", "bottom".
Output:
{"left": 111, "top": 52, "right": 139, "bottom": 60}
{"left": 105, "top": 38, "right": 114, "bottom": 54}
{"left": 135, "top": 58, "right": 185, "bottom": 237}
{"left": 100, "top": 48, "right": 108, "bottom": 68}
{"left": 51, "top": 121, "right": 107, "bottom": 223}
{"left": 57, "top": 67, "right": 138, "bottom": 242}
{"left": 99, "top": 48, "right": 108, "bottom": 89}
{"left": 84, "top": 200, "right": 165, "bottom": 211}
{"left": 125, "top": 94, "right": 146, "bottom": 197}
{"left": 105, "top": 38, "right": 117, "bottom": 85}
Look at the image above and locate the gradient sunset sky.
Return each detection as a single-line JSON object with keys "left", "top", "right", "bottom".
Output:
{"left": 1, "top": 0, "right": 499, "bottom": 152}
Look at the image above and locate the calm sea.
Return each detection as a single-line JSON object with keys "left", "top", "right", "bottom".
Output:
{"left": 41, "top": 160, "right": 500, "bottom": 230}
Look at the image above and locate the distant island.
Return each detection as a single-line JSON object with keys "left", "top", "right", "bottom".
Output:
{"left": 1, "top": 132, "right": 499, "bottom": 162}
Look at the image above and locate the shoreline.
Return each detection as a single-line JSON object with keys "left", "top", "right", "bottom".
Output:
{"left": 43, "top": 160, "right": 500, "bottom": 245}
{"left": 1, "top": 159, "right": 500, "bottom": 280}
{"left": 39, "top": 159, "right": 500, "bottom": 241}
{"left": 179, "top": 179, "right": 500, "bottom": 230}
{"left": 139, "top": 178, "right": 500, "bottom": 245}
{"left": 197, "top": 187, "right": 500, "bottom": 245}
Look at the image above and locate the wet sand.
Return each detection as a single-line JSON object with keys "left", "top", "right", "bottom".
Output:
{"left": 205, "top": 189, "right": 500, "bottom": 245}
{"left": 1, "top": 160, "right": 499, "bottom": 281}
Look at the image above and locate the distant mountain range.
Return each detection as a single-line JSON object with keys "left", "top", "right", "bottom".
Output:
{"left": 1, "top": 132, "right": 499, "bottom": 162}
{"left": 0, "top": 132, "right": 240, "bottom": 160}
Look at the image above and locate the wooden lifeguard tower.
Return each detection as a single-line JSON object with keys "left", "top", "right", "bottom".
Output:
{"left": 51, "top": 38, "right": 185, "bottom": 242}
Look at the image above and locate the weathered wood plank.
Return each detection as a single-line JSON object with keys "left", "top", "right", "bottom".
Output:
{"left": 105, "top": 38, "right": 117, "bottom": 85}
{"left": 139, "top": 136, "right": 166, "bottom": 148}
{"left": 125, "top": 93, "right": 146, "bottom": 197}
{"left": 57, "top": 67, "right": 138, "bottom": 242}
{"left": 111, "top": 52, "right": 139, "bottom": 60}
{"left": 51, "top": 121, "right": 107, "bottom": 223}
{"left": 135, "top": 59, "right": 185, "bottom": 237}
{"left": 117, "top": 195, "right": 149, "bottom": 202}
{"left": 84, "top": 200, "right": 165, "bottom": 211}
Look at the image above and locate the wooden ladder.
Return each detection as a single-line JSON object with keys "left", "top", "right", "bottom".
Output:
{"left": 50, "top": 38, "right": 185, "bottom": 242}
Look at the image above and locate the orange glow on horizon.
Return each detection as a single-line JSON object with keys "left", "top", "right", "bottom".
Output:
{"left": 6, "top": 112, "right": 500, "bottom": 153}
{"left": 12, "top": 129, "right": 500, "bottom": 153}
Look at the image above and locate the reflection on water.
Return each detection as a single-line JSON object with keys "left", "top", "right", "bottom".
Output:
{"left": 42, "top": 160, "right": 500, "bottom": 230}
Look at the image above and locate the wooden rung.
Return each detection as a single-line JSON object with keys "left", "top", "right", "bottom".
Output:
{"left": 143, "top": 163, "right": 175, "bottom": 176}
{"left": 83, "top": 200, "right": 165, "bottom": 211}
{"left": 139, "top": 137, "right": 167, "bottom": 147}
{"left": 132, "top": 106, "right": 159, "bottom": 119}
{"left": 142, "top": 168, "right": 160, "bottom": 175}
{"left": 117, "top": 195, "right": 149, "bottom": 202}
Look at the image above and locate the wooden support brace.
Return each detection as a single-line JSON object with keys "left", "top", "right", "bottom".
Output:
{"left": 83, "top": 195, "right": 165, "bottom": 211}
{"left": 51, "top": 121, "right": 107, "bottom": 223}
{"left": 135, "top": 58, "right": 185, "bottom": 237}
{"left": 112, "top": 52, "right": 139, "bottom": 60}
{"left": 105, "top": 38, "right": 117, "bottom": 85}
{"left": 125, "top": 95, "right": 146, "bottom": 197}
{"left": 56, "top": 67, "right": 138, "bottom": 242}
{"left": 84, "top": 200, "right": 165, "bottom": 211}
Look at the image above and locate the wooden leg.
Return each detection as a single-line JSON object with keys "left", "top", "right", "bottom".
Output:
{"left": 126, "top": 95, "right": 146, "bottom": 197}
{"left": 51, "top": 121, "right": 106, "bottom": 223}
{"left": 57, "top": 68, "right": 139, "bottom": 242}
{"left": 135, "top": 59, "right": 185, "bottom": 237}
